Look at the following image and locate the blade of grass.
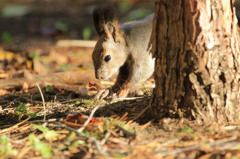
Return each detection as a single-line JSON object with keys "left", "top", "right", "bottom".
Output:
{"left": 36, "top": 82, "right": 46, "bottom": 122}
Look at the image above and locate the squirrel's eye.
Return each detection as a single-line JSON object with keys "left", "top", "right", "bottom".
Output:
{"left": 104, "top": 55, "right": 111, "bottom": 62}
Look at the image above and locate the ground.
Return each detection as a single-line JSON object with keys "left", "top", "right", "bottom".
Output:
{"left": 1, "top": 0, "right": 240, "bottom": 159}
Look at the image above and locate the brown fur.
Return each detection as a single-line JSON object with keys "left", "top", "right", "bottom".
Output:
{"left": 92, "top": 5, "right": 155, "bottom": 99}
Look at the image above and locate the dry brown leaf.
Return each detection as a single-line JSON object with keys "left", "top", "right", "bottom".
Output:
{"left": 119, "top": 112, "right": 128, "bottom": 121}
{"left": 64, "top": 113, "right": 100, "bottom": 129}
{"left": 0, "top": 88, "right": 9, "bottom": 96}
{"left": 65, "top": 113, "right": 89, "bottom": 124}
{"left": 32, "top": 59, "right": 49, "bottom": 74}
{"left": 86, "top": 82, "right": 101, "bottom": 91}
{"left": 138, "top": 121, "right": 151, "bottom": 131}
{"left": 49, "top": 50, "right": 69, "bottom": 65}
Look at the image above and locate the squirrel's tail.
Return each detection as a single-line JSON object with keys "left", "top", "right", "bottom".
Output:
{"left": 93, "top": 4, "right": 116, "bottom": 36}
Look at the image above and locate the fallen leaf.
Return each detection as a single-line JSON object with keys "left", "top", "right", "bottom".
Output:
{"left": 66, "top": 113, "right": 89, "bottom": 124}
{"left": 86, "top": 82, "right": 101, "bottom": 91}
{"left": 0, "top": 89, "right": 9, "bottom": 96}
{"left": 33, "top": 59, "right": 49, "bottom": 74}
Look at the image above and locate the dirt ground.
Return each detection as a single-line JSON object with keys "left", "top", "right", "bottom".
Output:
{"left": 1, "top": 0, "right": 240, "bottom": 159}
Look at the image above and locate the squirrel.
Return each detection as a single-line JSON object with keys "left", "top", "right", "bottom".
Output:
{"left": 92, "top": 5, "right": 155, "bottom": 99}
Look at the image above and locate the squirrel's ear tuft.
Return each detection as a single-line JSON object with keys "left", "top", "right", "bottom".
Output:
{"left": 92, "top": 4, "right": 121, "bottom": 41}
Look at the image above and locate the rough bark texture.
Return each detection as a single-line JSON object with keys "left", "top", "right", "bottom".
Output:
{"left": 150, "top": 0, "right": 240, "bottom": 123}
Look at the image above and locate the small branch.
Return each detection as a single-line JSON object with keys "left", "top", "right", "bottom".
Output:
{"left": 0, "top": 117, "right": 30, "bottom": 135}
{"left": 153, "top": 138, "right": 180, "bottom": 152}
{"left": 132, "top": 97, "right": 152, "bottom": 121}
{"left": 77, "top": 105, "right": 101, "bottom": 133}
{"left": 100, "top": 130, "right": 111, "bottom": 145}
{"left": 116, "top": 124, "right": 136, "bottom": 138}
{"left": 0, "top": 119, "right": 60, "bottom": 129}
{"left": 157, "top": 136, "right": 238, "bottom": 157}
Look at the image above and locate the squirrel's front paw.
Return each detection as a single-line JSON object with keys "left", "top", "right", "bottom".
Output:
{"left": 117, "top": 88, "right": 129, "bottom": 98}
{"left": 94, "top": 88, "right": 111, "bottom": 99}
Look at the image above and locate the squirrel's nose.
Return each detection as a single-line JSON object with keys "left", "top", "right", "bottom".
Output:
{"left": 95, "top": 74, "right": 100, "bottom": 79}
{"left": 95, "top": 73, "right": 104, "bottom": 80}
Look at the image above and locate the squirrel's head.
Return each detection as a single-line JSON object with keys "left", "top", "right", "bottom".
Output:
{"left": 92, "top": 5, "right": 127, "bottom": 80}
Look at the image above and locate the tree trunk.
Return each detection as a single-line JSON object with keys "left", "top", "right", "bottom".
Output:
{"left": 150, "top": 0, "right": 240, "bottom": 123}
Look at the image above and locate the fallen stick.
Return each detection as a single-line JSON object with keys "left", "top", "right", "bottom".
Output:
{"left": 0, "top": 71, "right": 98, "bottom": 90}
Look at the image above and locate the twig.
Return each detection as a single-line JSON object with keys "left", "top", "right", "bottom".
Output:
{"left": 156, "top": 136, "right": 238, "bottom": 157}
{"left": 132, "top": 97, "right": 152, "bottom": 121}
{"left": 56, "top": 122, "right": 101, "bottom": 153}
{"left": 0, "top": 119, "right": 61, "bottom": 129}
{"left": 100, "top": 130, "right": 111, "bottom": 145}
{"left": 116, "top": 96, "right": 144, "bottom": 101}
{"left": 77, "top": 105, "right": 101, "bottom": 133}
{"left": 116, "top": 124, "right": 136, "bottom": 138}
{"left": 157, "top": 145, "right": 199, "bottom": 157}
{"left": 209, "top": 136, "right": 238, "bottom": 146}
{"left": 153, "top": 138, "right": 180, "bottom": 152}
{"left": 0, "top": 117, "right": 30, "bottom": 135}
{"left": 36, "top": 82, "right": 46, "bottom": 122}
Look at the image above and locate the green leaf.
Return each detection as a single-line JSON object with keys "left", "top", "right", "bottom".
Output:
{"left": 44, "top": 130, "right": 60, "bottom": 140}
{"left": 34, "top": 141, "right": 52, "bottom": 158}
{"left": 28, "top": 133, "right": 40, "bottom": 144}
{"left": 31, "top": 124, "right": 49, "bottom": 133}
{"left": 82, "top": 130, "right": 90, "bottom": 136}
{"left": 83, "top": 27, "right": 91, "bottom": 40}
{"left": 114, "top": 153, "right": 126, "bottom": 158}
{"left": 0, "top": 135, "right": 9, "bottom": 145}
{"left": 29, "top": 109, "right": 42, "bottom": 118}
{"left": 117, "top": 1, "right": 131, "bottom": 12}
{"left": 190, "top": 133, "right": 197, "bottom": 140}
{"left": 113, "top": 99, "right": 119, "bottom": 103}
{"left": 54, "top": 21, "right": 68, "bottom": 33}
{"left": 28, "top": 133, "right": 52, "bottom": 158}
{"left": 2, "top": 31, "right": 12, "bottom": 44}
{"left": 232, "top": 156, "right": 238, "bottom": 159}
{"left": 14, "top": 102, "right": 28, "bottom": 114}
{"left": 70, "top": 140, "right": 85, "bottom": 148}
{"left": 2, "top": 5, "right": 30, "bottom": 18}
{"left": 46, "top": 85, "right": 53, "bottom": 92}
{"left": 14, "top": 102, "right": 28, "bottom": 120}
{"left": 74, "top": 101, "right": 80, "bottom": 106}
{"left": 124, "top": 9, "right": 152, "bottom": 21}
{"left": 29, "top": 52, "right": 39, "bottom": 59}
{"left": 5, "top": 145, "right": 17, "bottom": 156}
{"left": 209, "top": 127, "right": 214, "bottom": 131}
{"left": 181, "top": 126, "right": 192, "bottom": 133}
{"left": 236, "top": 143, "right": 240, "bottom": 150}
{"left": 57, "top": 146, "right": 67, "bottom": 151}
{"left": 58, "top": 64, "right": 70, "bottom": 71}
{"left": 67, "top": 131, "right": 76, "bottom": 142}
{"left": 0, "top": 135, "right": 16, "bottom": 156}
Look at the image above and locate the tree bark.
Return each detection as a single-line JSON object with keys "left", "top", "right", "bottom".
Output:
{"left": 150, "top": 0, "right": 240, "bottom": 123}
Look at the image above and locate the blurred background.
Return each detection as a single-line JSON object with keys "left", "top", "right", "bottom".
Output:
{"left": 0, "top": 0, "right": 239, "bottom": 85}
{"left": 0, "top": 0, "right": 155, "bottom": 77}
